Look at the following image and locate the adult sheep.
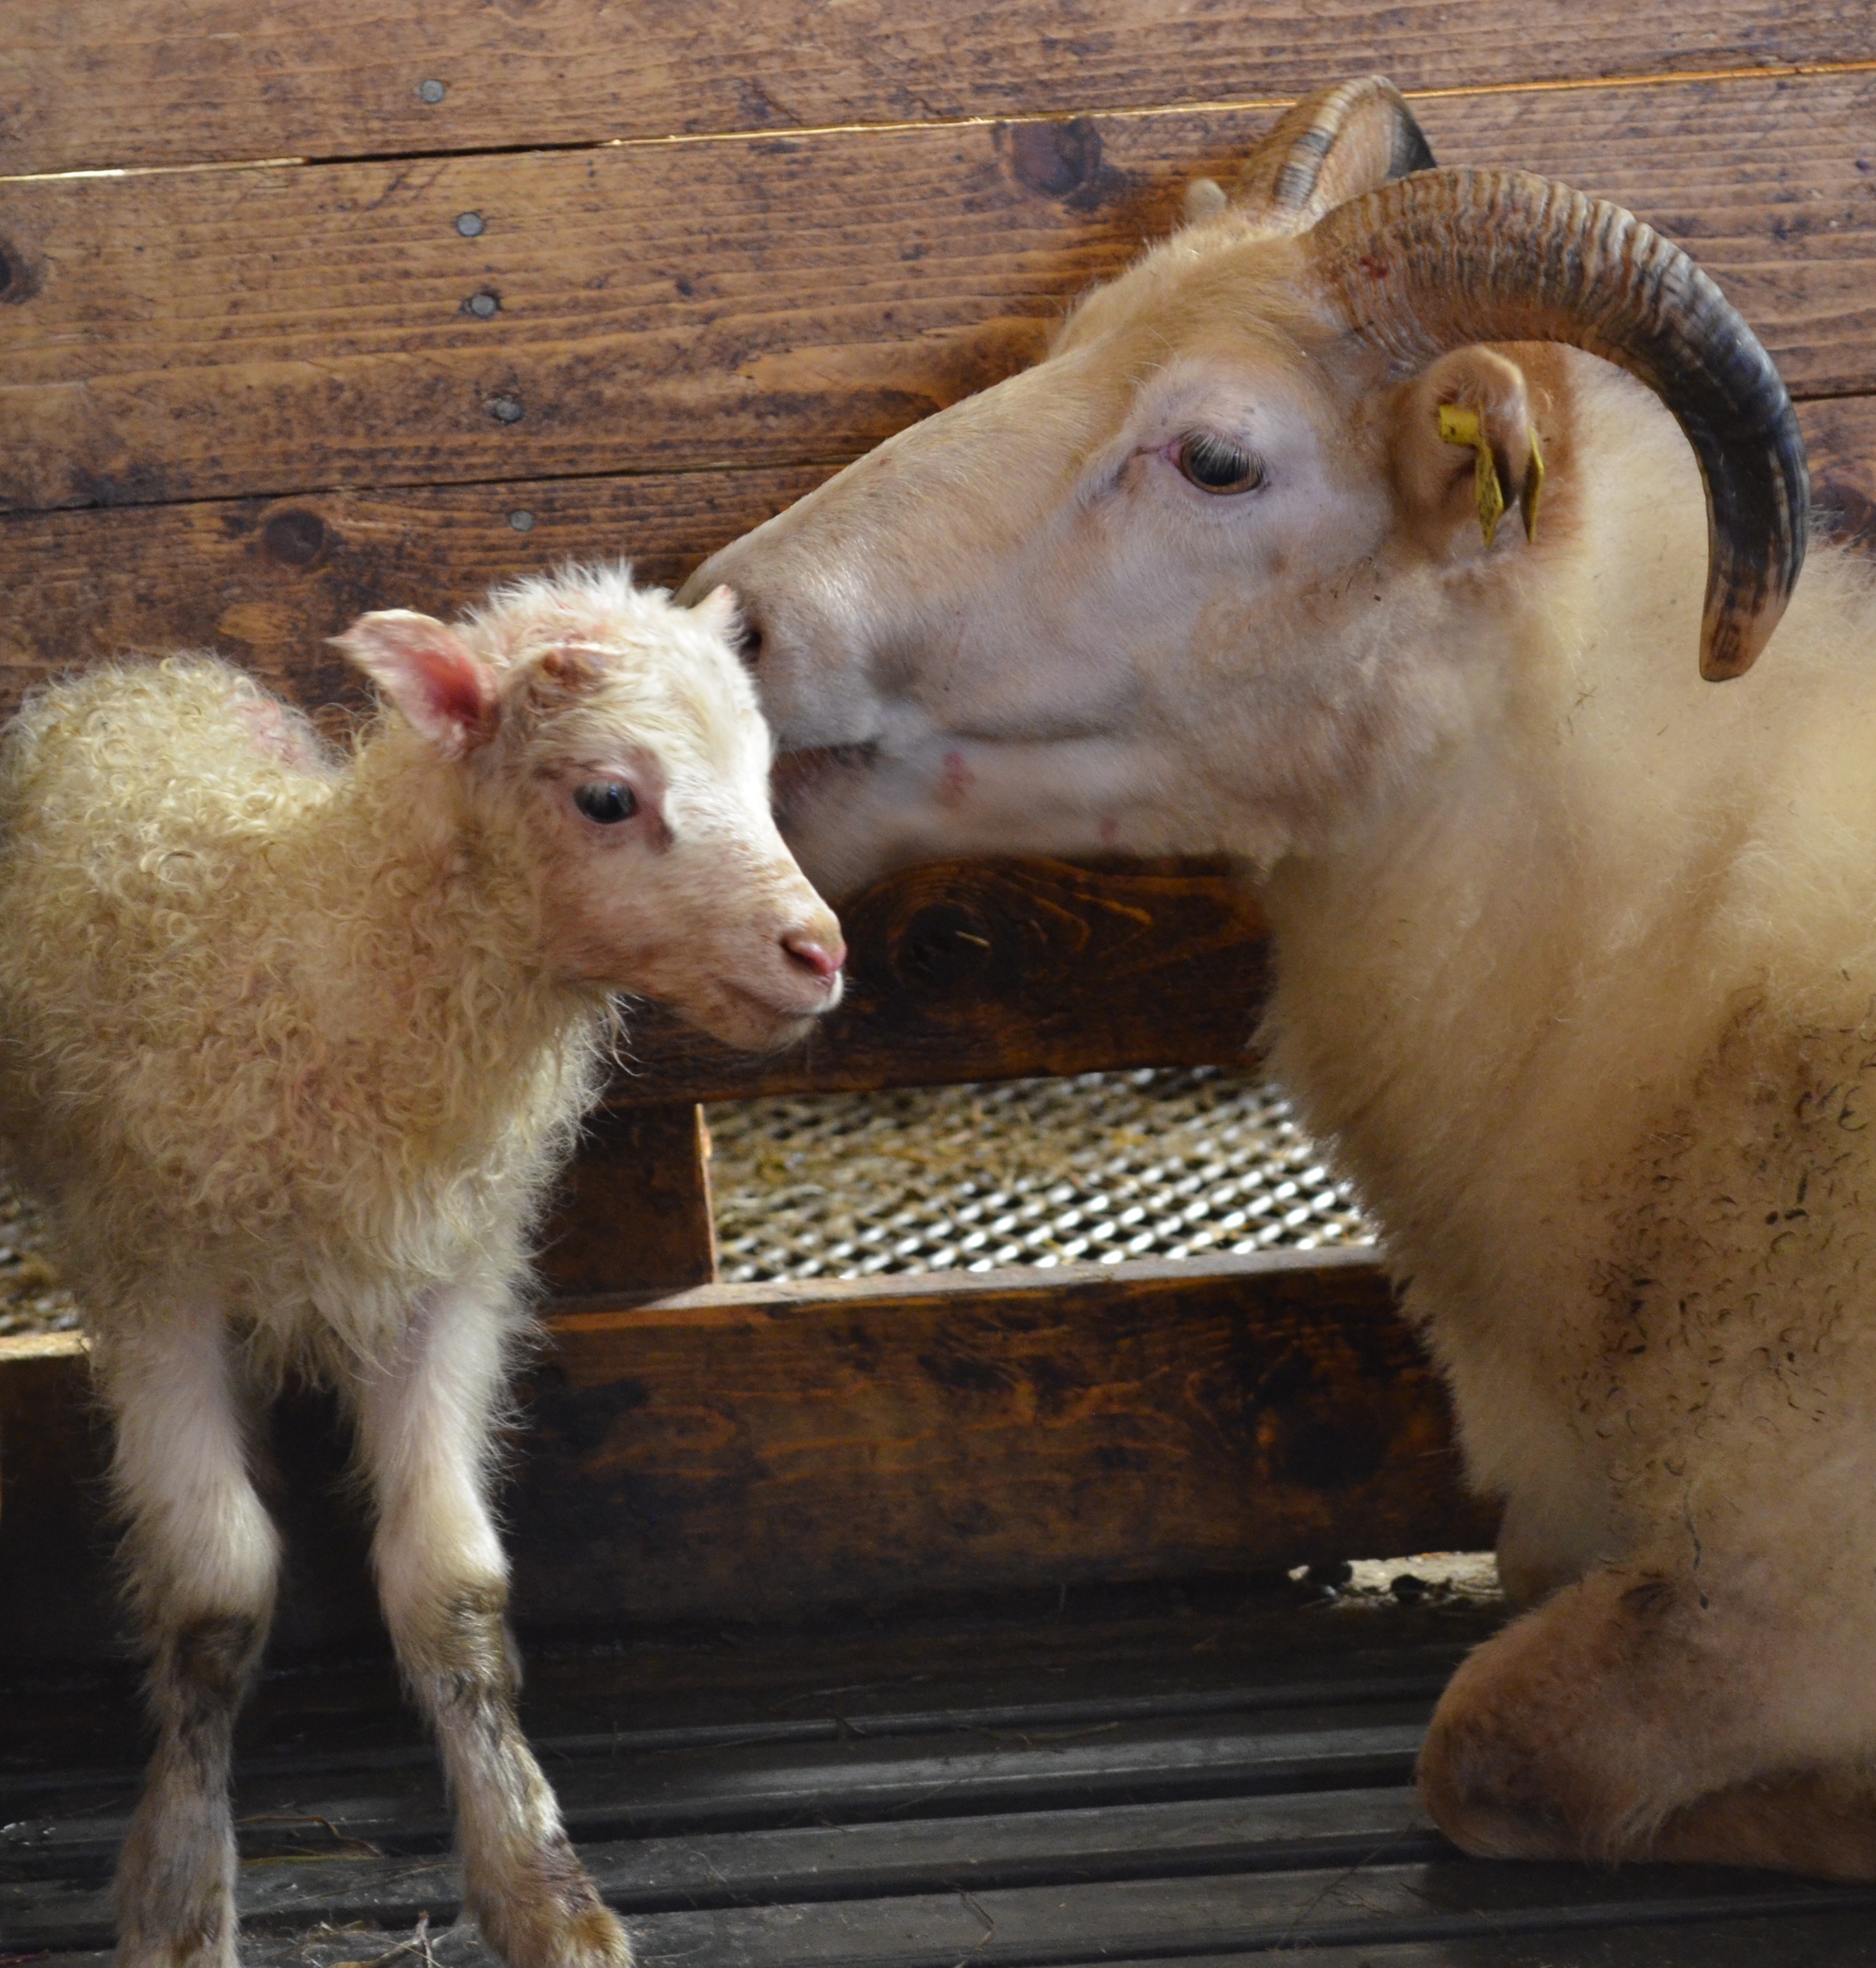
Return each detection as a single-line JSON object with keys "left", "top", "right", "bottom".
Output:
{"left": 682, "top": 78, "right": 1876, "bottom": 1876}
{"left": 0, "top": 565, "right": 845, "bottom": 1968}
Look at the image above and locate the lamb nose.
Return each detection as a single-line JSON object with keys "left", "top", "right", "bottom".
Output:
{"left": 782, "top": 931, "right": 846, "bottom": 981}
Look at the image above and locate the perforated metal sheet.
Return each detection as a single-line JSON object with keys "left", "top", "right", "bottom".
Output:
{"left": 0, "top": 1171, "right": 78, "bottom": 1337}
{"left": 1, "top": 1071, "right": 1373, "bottom": 1330}
{"left": 709, "top": 1067, "right": 1374, "bottom": 1285}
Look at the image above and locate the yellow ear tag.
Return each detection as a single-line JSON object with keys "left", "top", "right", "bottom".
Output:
{"left": 1437, "top": 402, "right": 1505, "bottom": 548}
{"left": 1522, "top": 423, "right": 1544, "bottom": 544}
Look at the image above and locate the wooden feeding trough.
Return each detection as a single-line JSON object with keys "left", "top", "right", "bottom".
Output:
{"left": 4, "top": 5, "right": 1876, "bottom": 1962}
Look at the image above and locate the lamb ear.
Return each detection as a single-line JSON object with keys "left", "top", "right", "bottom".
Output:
{"left": 690, "top": 583, "right": 743, "bottom": 642}
{"left": 331, "top": 610, "right": 498, "bottom": 758}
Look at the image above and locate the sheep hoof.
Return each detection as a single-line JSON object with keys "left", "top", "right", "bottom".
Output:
{"left": 1647, "top": 1771, "right": 1876, "bottom": 1881}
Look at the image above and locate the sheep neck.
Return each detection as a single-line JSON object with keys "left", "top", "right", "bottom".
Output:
{"left": 289, "top": 720, "right": 610, "bottom": 1174}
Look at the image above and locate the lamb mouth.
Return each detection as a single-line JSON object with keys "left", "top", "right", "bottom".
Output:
{"left": 715, "top": 978, "right": 836, "bottom": 1039}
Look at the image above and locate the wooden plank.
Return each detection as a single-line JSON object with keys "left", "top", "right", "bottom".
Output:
{"left": 0, "top": 1708, "right": 1436, "bottom": 1878}
{"left": 2, "top": 1, "right": 1869, "bottom": 175}
{"left": 0, "top": 465, "right": 832, "bottom": 730}
{"left": 1, "top": 1792, "right": 1443, "bottom": 1950}
{"left": 21, "top": 1879, "right": 1876, "bottom": 1968}
{"left": 605, "top": 856, "right": 1270, "bottom": 1105}
{"left": 19, "top": 1886, "right": 1876, "bottom": 1968}
{"left": 1181, "top": 1921, "right": 1876, "bottom": 1966}
{"left": 547, "top": 1872, "right": 1876, "bottom": 1968}
{"left": 503, "top": 1252, "right": 1491, "bottom": 1629}
{"left": 539, "top": 1103, "right": 718, "bottom": 1295}
{"left": 7, "top": 1677, "right": 1464, "bottom": 1806}
{"left": 18, "top": 1610, "right": 1876, "bottom": 1968}
{"left": 0, "top": 1249, "right": 1493, "bottom": 1662}
{"left": 4, "top": 71, "right": 1874, "bottom": 514}
{"left": 1808, "top": 393, "right": 1876, "bottom": 547}
{"left": 33, "top": 1909, "right": 1876, "bottom": 1968}
{"left": 2, "top": 394, "right": 1871, "bottom": 735}
{"left": 0, "top": 1338, "right": 119, "bottom": 1663}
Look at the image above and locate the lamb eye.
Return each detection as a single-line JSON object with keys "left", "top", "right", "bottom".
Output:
{"left": 1176, "top": 431, "right": 1266, "bottom": 494}
{"left": 574, "top": 781, "right": 637, "bottom": 824}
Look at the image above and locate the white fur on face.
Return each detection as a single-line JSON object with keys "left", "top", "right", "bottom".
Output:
{"left": 461, "top": 576, "right": 844, "bottom": 1049}
{"left": 684, "top": 264, "right": 1421, "bottom": 894}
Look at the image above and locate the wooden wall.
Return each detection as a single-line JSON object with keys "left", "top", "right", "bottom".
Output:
{"left": 1, "top": 2, "right": 1871, "bottom": 1658}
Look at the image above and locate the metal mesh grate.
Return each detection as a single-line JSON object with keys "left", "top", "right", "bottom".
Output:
{"left": 709, "top": 1066, "right": 1374, "bottom": 1285}
{"left": 1, "top": 1071, "right": 1374, "bottom": 1328}
{"left": 0, "top": 1169, "right": 79, "bottom": 1338}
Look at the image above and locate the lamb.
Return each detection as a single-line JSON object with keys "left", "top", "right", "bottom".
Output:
{"left": 0, "top": 563, "right": 845, "bottom": 1968}
{"left": 680, "top": 78, "right": 1876, "bottom": 1876}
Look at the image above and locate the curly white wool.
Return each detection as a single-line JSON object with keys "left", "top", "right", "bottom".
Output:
{"left": 0, "top": 561, "right": 842, "bottom": 1968}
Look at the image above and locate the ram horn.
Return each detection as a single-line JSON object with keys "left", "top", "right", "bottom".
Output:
{"left": 1235, "top": 76, "right": 1436, "bottom": 232}
{"left": 1306, "top": 166, "right": 1807, "bottom": 679}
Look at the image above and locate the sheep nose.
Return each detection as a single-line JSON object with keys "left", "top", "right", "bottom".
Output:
{"left": 782, "top": 930, "right": 846, "bottom": 982}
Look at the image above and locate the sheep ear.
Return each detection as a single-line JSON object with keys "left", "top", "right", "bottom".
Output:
{"left": 332, "top": 610, "right": 498, "bottom": 758}
{"left": 1390, "top": 347, "right": 1545, "bottom": 560}
{"left": 690, "top": 583, "right": 743, "bottom": 642}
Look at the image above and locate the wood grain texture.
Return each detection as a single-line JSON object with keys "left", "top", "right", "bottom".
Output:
{"left": 514, "top": 1249, "right": 1489, "bottom": 1630}
{"left": 539, "top": 1102, "right": 719, "bottom": 1295}
{"left": 0, "top": 465, "right": 834, "bottom": 727}
{"left": 0, "top": 1249, "right": 1490, "bottom": 1660}
{"left": 4, "top": 71, "right": 1873, "bottom": 513}
{"left": 2, "top": 0, "right": 1870, "bottom": 174}
{"left": 606, "top": 856, "right": 1270, "bottom": 1105}
{"left": 2, "top": 396, "right": 1869, "bottom": 735}
{"left": 0, "top": 1345, "right": 119, "bottom": 1661}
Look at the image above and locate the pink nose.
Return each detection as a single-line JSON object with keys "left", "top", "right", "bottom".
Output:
{"left": 782, "top": 931, "right": 846, "bottom": 982}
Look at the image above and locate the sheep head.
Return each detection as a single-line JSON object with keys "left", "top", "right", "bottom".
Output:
{"left": 335, "top": 566, "right": 845, "bottom": 1052}
{"left": 685, "top": 77, "right": 1807, "bottom": 900}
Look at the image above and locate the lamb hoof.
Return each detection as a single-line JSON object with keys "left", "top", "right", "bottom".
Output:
{"left": 114, "top": 1942, "right": 237, "bottom": 1968}
{"left": 478, "top": 1895, "right": 633, "bottom": 1968}
{"left": 548, "top": 1904, "right": 633, "bottom": 1968}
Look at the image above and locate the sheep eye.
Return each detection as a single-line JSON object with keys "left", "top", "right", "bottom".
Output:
{"left": 574, "top": 781, "right": 637, "bottom": 824}
{"left": 1176, "top": 431, "right": 1266, "bottom": 494}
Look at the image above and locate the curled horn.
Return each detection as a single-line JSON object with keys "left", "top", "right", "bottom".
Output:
{"left": 1308, "top": 167, "right": 1807, "bottom": 680}
{"left": 1235, "top": 75, "right": 1436, "bottom": 230}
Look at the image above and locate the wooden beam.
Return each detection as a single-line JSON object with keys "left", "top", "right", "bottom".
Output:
{"left": 0, "top": 1249, "right": 1493, "bottom": 1661}
{"left": 4, "top": 71, "right": 1873, "bottom": 513}
{"left": 0, "top": 1335, "right": 117, "bottom": 1660}
{"left": 2, "top": 1, "right": 1866, "bottom": 175}
{"left": 539, "top": 1102, "right": 719, "bottom": 1295}
{"left": 604, "top": 855, "right": 1270, "bottom": 1105}
{"left": 2, "top": 396, "right": 1870, "bottom": 732}
{"left": 0, "top": 464, "right": 834, "bottom": 725}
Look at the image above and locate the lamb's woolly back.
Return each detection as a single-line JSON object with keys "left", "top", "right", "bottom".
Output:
{"left": 1, "top": 560, "right": 836, "bottom": 1968}
{"left": 0, "top": 656, "right": 587, "bottom": 1361}
{"left": 0, "top": 564, "right": 834, "bottom": 1372}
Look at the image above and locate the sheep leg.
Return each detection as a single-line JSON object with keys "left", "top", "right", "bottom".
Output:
{"left": 352, "top": 1284, "right": 631, "bottom": 1968}
{"left": 100, "top": 1309, "right": 280, "bottom": 1968}
{"left": 1419, "top": 1563, "right": 1876, "bottom": 1876}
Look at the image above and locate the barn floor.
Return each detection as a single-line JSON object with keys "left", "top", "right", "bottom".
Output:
{"left": 7, "top": 1579, "right": 1874, "bottom": 1968}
